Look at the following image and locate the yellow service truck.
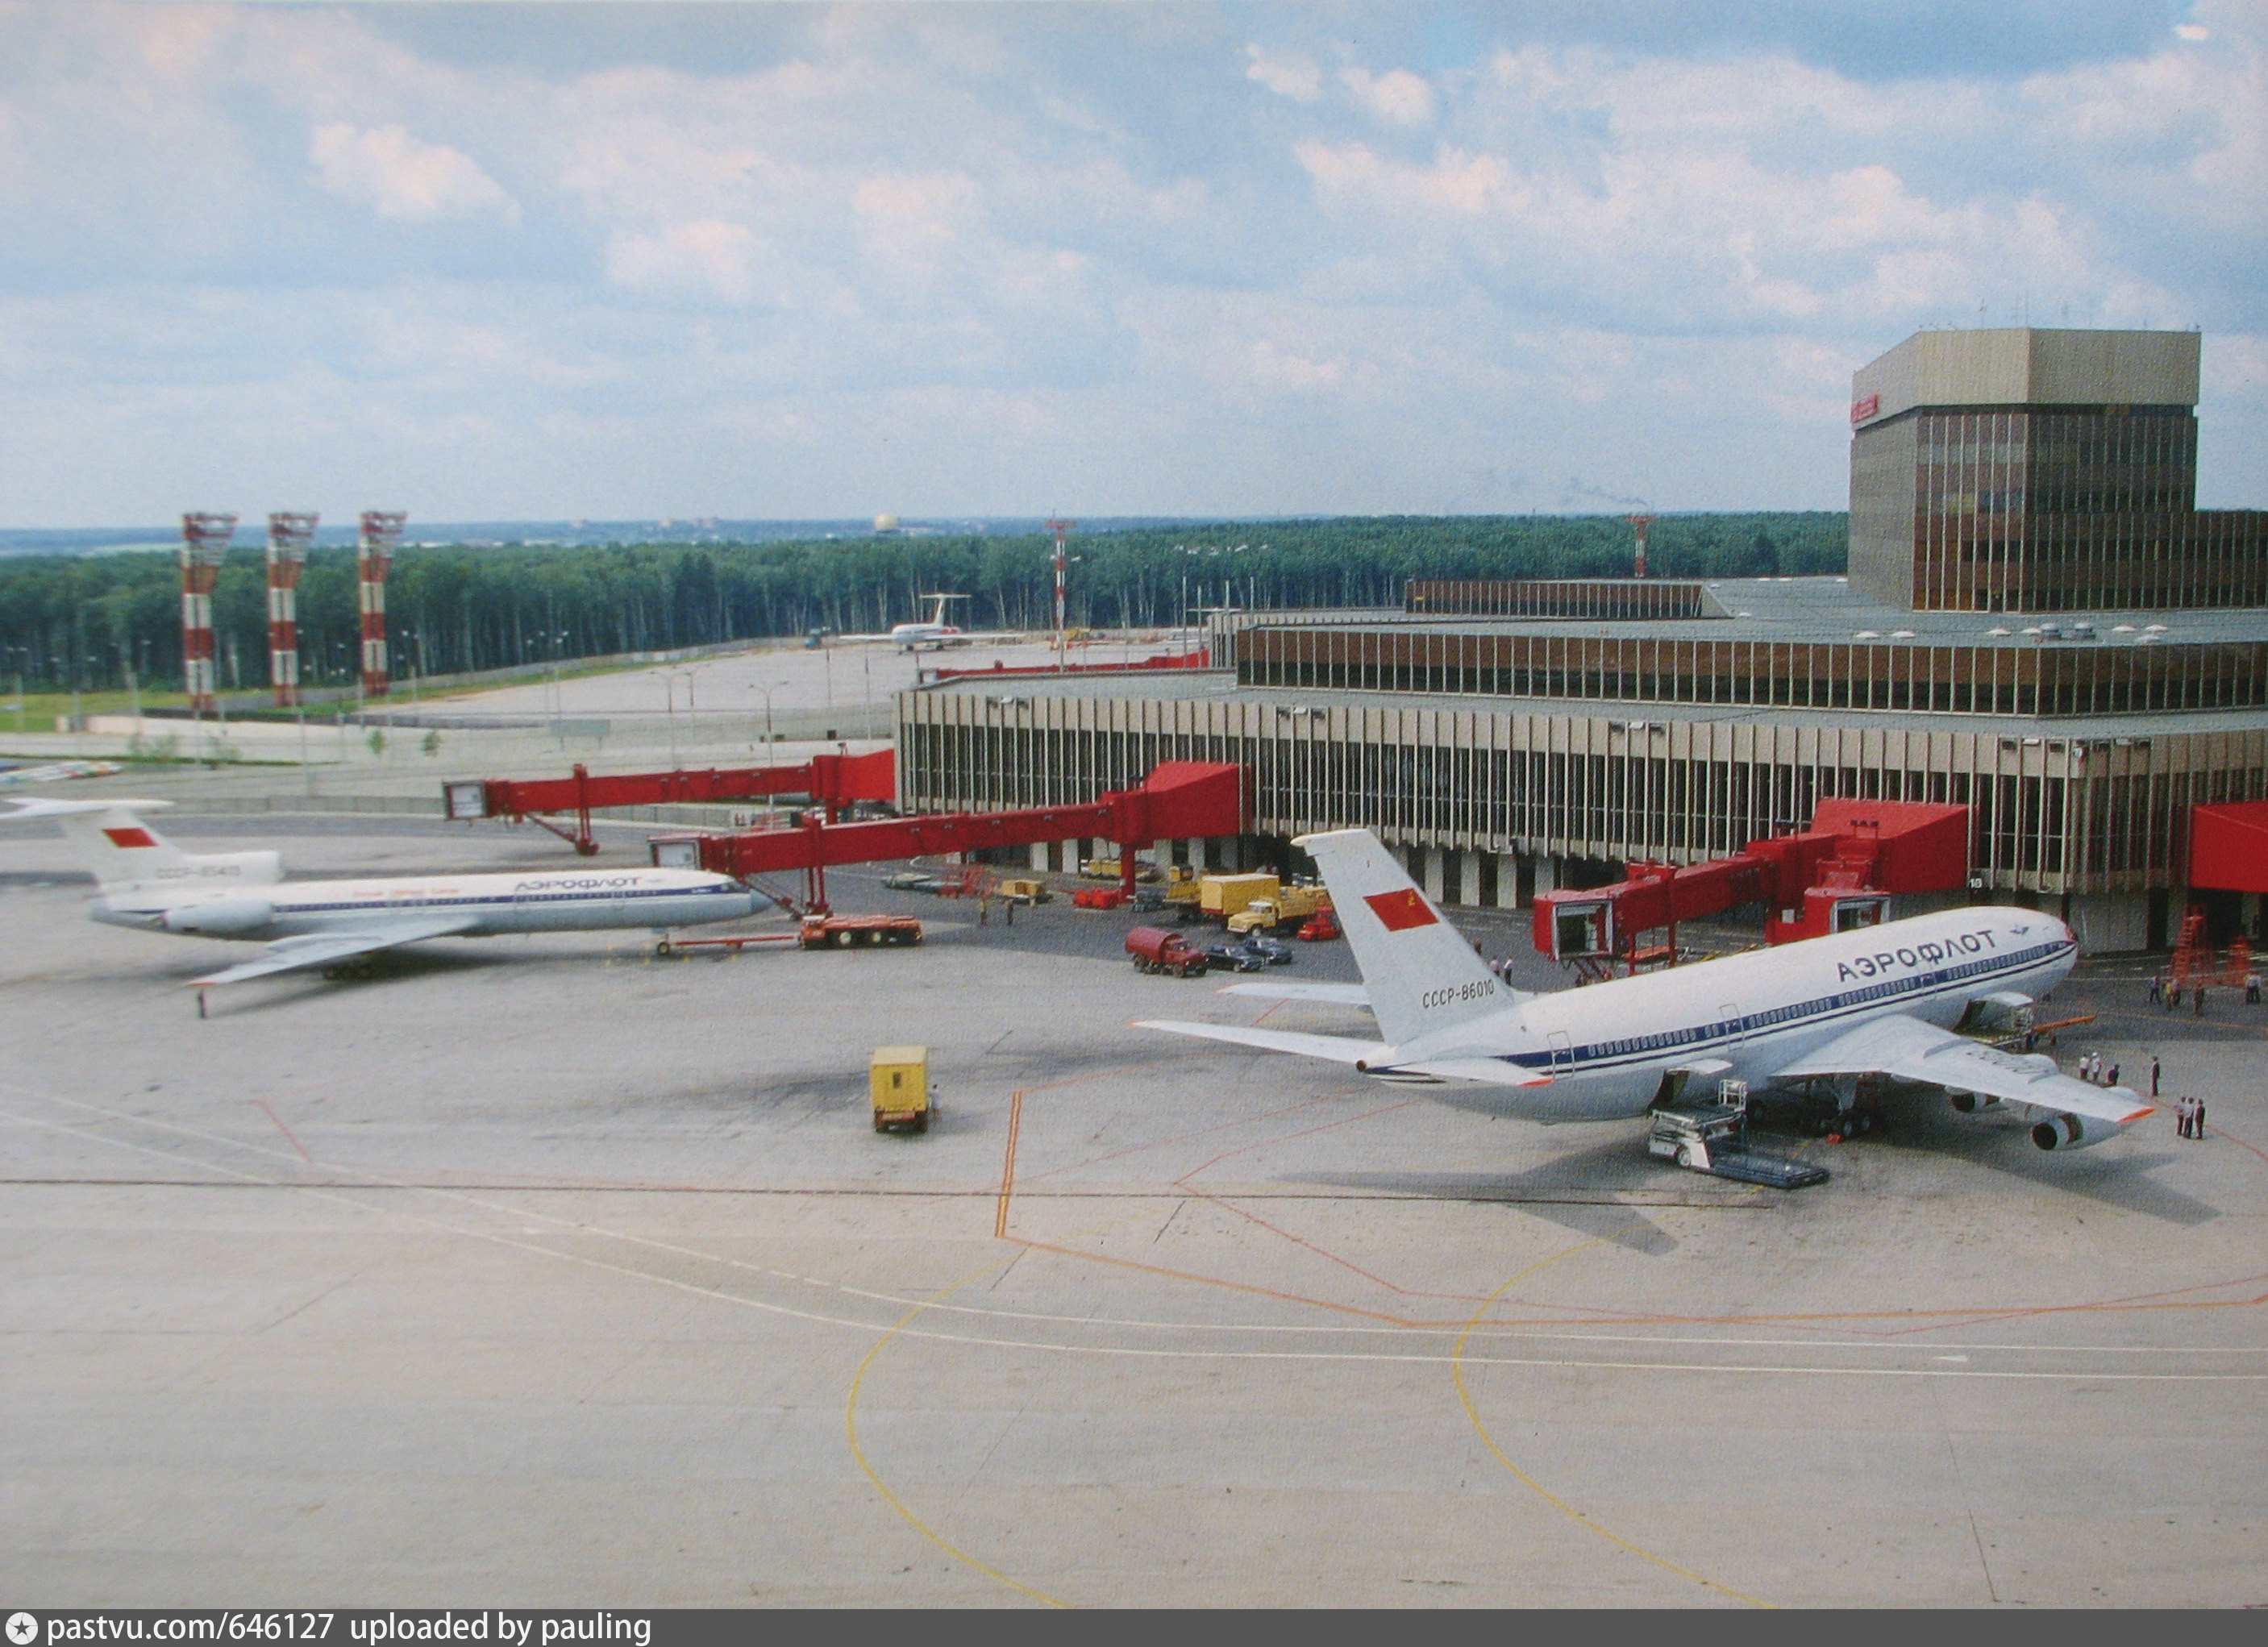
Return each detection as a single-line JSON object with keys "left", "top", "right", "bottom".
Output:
{"left": 1199, "top": 871, "right": 1278, "bottom": 922}
{"left": 1226, "top": 881, "right": 1334, "bottom": 934}
{"left": 869, "top": 1046, "right": 933, "bottom": 1134}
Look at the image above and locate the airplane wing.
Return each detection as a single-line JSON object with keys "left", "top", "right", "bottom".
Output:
{"left": 189, "top": 917, "right": 480, "bottom": 986}
{"left": 1769, "top": 1013, "right": 2154, "bottom": 1125}
{"left": 1131, "top": 1020, "right": 1552, "bottom": 1087}
{"left": 1218, "top": 980, "right": 1372, "bottom": 1007}
{"left": 1133, "top": 1020, "right": 1387, "bottom": 1064}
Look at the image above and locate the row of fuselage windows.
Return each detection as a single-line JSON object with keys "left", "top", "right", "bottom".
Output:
{"left": 1554, "top": 944, "right": 2055, "bottom": 1069}
{"left": 270, "top": 887, "right": 718, "bottom": 915}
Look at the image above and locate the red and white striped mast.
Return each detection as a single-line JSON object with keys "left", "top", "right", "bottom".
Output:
{"left": 1046, "top": 516, "right": 1076, "bottom": 671}
{"left": 357, "top": 511, "right": 406, "bottom": 698}
{"left": 1625, "top": 513, "right": 1654, "bottom": 579}
{"left": 265, "top": 512, "right": 316, "bottom": 706}
{"left": 179, "top": 513, "right": 235, "bottom": 714}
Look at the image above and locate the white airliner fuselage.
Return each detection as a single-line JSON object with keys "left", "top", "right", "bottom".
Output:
{"left": 1141, "top": 828, "right": 2149, "bottom": 1154}
{"left": 1389, "top": 908, "right": 2076, "bottom": 1123}
{"left": 94, "top": 866, "right": 759, "bottom": 945}
{"left": 14, "top": 798, "right": 765, "bottom": 988}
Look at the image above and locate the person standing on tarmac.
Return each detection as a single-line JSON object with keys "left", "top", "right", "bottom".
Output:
{"left": 2151, "top": 1054, "right": 2162, "bottom": 1099}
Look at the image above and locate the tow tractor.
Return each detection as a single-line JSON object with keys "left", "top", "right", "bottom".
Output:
{"left": 1648, "top": 1078, "right": 1829, "bottom": 1189}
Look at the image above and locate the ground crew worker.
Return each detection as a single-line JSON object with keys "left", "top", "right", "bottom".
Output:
{"left": 2195, "top": 1097, "right": 2208, "bottom": 1138}
{"left": 2151, "top": 1055, "right": 2162, "bottom": 1098}
{"left": 2195, "top": 984, "right": 2208, "bottom": 1017}
{"left": 2108, "top": 1062, "right": 2119, "bottom": 1089}
{"left": 2148, "top": 975, "right": 2162, "bottom": 1006}
{"left": 2249, "top": 972, "right": 2261, "bottom": 1005}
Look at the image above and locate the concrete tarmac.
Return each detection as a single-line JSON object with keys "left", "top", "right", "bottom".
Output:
{"left": 2, "top": 815, "right": 2263, "bottom": 1607}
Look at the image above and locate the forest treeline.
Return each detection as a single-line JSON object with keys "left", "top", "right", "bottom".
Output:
{"left": 0, "top": 513, "right": 1846, "bottom": 693}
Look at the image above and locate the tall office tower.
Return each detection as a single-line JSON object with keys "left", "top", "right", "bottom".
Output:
{"left": 1847, "top": 327, "right": 2263, "bottom": 612}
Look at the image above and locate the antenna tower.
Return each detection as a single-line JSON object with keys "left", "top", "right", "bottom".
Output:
{"left": 1046, "top": 517, "right": 1076, "bottom": 668}
{"left": 1625, "top": 514, "right": 1655, "bottom": 579}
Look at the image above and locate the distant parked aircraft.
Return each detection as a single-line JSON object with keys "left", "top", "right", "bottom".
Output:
{"left": 840, "top": 593, "right": 1022, "bottom": 652}
{"left": 10, "top": 798, "right": 766, "bottom": 988}
{"left": 0, "top": 759, "right": 124, "bottom": 787}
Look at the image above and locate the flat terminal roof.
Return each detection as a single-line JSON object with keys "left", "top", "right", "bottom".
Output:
{"left": 1228, "top": 576, "right": 2268, "bottom": 648}
{"left": 919, "top": 666, "right": 2268, "bottom": 738}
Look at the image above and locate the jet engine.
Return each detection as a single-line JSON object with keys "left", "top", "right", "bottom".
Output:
{"left": 2031, "top": 1112, "right": 2128, "bottom": 1151}
{"left": 1948, "top": 1092, "right": 2001, "bottom": 1113}
{"left": 162, "top": 897, "right": 275, "bottom": 936}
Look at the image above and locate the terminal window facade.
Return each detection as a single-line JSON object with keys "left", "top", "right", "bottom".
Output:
{"left": 1233, "top": 627, "right": 2267, "bottom": 715}
{"left": 1851, "top": 404, "right": 2267, "bottom": 612}
{"left": 900, "top": 699, "right": 2267, "bottom": 897}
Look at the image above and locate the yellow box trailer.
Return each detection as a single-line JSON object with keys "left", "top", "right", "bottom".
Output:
{"left": 869, "top": 1046, "right": 932, "bottom": 1133}
{"left": 1199, "top": 872, "right": 1280, "bottom": 920}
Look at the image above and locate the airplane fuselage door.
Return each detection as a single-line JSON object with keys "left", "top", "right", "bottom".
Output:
{"left": 1718, "top": 1001, "right": 1745, "bottom": 1047}
{"left": 1548, "top": 1030, "right": 1573, "bottom": 1077}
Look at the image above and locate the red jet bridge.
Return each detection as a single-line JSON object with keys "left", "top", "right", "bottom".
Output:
{"left": 649, "top": 761, "right": 1246, "bottom": 912}
{"left": 443, "top": 750, "right": 897, "bottom": 856}
{"left": 1535, "top": 797, "right": 1971, "bottom": 977}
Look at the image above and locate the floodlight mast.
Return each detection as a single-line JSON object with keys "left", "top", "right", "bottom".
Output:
{"left": 179, "top": 513, "right": 236, "bottom": 713}
{"left": 265, "top": 513, "right": 317, "bottom": 706}
{"left": 357, "top": 511, "right": 407, "bottom": 698}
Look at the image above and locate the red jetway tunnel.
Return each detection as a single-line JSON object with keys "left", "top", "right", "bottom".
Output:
{"left": 443, "top": 751, "right": 897, "bottom": 855}
{"left": 1535, "top": 798, "right": 1970, "bottom": 975}
{"left": 651, "top": 761, "right": 1246, "bottom": 910}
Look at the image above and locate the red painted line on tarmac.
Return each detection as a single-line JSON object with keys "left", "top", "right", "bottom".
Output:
{"left": 252, "top": 1099, "right": 316, "bottom": 1166}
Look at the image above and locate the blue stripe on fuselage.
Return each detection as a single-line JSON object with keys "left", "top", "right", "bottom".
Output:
{"left": 1508, "top": 939, "right": 2072, "bottom": 1075}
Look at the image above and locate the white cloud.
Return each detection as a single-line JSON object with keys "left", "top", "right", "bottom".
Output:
{"left": 1340, "top": 66, "right": 1435, "bottom": 126}
{"left": 310, "top": 123, "right": 517, "bottom": 222}
{"left": 0, "top": 4, "right": 2258, "bottom": 523}
{"left": 1245, "top": 44, "right": 1321, "bottom": 102}
{"left": 605, "top": 218, "right": 764, "bottom": 305}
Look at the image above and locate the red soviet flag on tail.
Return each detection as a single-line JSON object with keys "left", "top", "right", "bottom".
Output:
{"left": 1363, "top": 888, "right": 1438, "bottom": 932}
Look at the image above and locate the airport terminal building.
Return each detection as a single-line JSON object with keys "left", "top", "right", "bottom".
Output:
{"left": 899, "top": 329, "right": 2268, "bottom": 953}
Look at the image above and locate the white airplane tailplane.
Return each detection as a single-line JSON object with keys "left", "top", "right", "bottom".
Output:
{"left": 14, "top": 799, "right": 283, "bottom": 893}
{"left": 1292, "top": 828, "right": 1510, "bottom": 1048}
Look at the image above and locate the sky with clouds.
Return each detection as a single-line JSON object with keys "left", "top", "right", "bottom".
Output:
{"left": 1, "top": 0, "right": 2261, "bottom": 528}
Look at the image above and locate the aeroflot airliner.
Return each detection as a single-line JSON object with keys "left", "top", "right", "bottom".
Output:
{"left": 1139, "top": 828, "right": 2152, "bottom": 1154}
{"left": 10, "top": 798, "right": 765, "bottom": 988}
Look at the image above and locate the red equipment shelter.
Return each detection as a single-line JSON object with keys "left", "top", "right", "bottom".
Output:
{"left": 2188, "top": 802, "right": 2268, "bottom": 895}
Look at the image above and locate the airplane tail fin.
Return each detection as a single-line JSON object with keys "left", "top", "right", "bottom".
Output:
{"left": 12, "top": 799, "right": 189, "bottom": 888}
{"left": 9, "top": 798, "right": 279, "bottom": 893}
{"left": 1292, "top": 829, "right": 1510, "bottom": 1048}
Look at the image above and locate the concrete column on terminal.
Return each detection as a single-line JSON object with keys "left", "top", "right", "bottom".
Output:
{"left": 1029, "top": 841, "right": 1048, "bottom": 871}
{"left": 2070, "top": 891, "right": 2150, "bottom": 955}
{"left": 1534, "top": 855, "right": 1558, "bottom": 897}
{"left": 1420, "top": 848, "right": 1445, "bottom": 903}
{"left": 1496, "top": 854, "right": 1521, "bottom": 909}
{"left": 1459, "top": 852, "right": 1482, "bottom": 908}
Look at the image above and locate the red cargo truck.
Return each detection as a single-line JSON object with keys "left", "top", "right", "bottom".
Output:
{"left": 1126, "top": 925, "right": 1209, "bottom": 978}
